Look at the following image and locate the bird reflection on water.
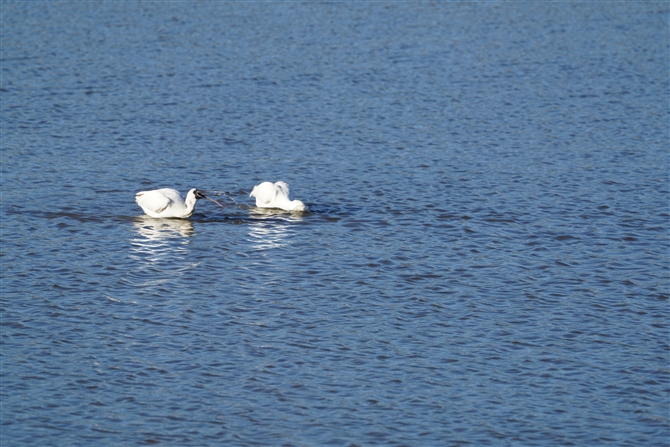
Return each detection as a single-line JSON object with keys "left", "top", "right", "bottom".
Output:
{"left": 132, "top": 216, "right": 195, "bottom": 240}
{"left": 248, "top": 220, "right": 289, "bottom": 251}
{"left": 128, "top": 217, "right": 197, "bottom": 288}
{"left": 247, "top": 207, "right": 305, "bottom": 252}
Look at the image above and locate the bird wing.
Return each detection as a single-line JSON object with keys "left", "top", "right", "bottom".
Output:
{"left": 274, "top": 181, "right": 291, "bottom": 200}
{"left": 136, "top": 190, "right": 173, "bottom": 214}
{"left": 251, "top": 182, "right": 278, "bottom": 206}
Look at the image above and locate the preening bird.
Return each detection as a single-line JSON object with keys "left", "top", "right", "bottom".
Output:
{"left": 135, "top": 188, "right": 223, "bottom": 218}
{"left": 249, "top": 181, "right": 307, "bottom": 212}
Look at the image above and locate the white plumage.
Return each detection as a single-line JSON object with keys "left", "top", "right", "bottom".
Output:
{"left": 249, "top": 181, "right": 307, "bottom": 212}
{"left": 135, "top": 188, "right": 216, "bottom": 218}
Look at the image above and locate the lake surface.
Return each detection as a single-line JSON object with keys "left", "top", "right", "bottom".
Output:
{"left": 1, "top": 2, "right": 668, "bottom": 446}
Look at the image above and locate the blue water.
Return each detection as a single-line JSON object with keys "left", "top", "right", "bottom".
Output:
{"left": 1, "top": 2, "right": 668, "bottom": 446}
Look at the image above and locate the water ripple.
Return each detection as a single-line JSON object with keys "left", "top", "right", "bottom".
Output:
{"left": 2, "top": 2, "right": 668, "bottom": 446}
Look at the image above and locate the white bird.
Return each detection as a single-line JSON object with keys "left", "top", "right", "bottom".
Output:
{"left": 249, "top": 181, "right": 307, "bottom": 212}
{"left": 135, "top": 188, "right": 223, "bottom": 218}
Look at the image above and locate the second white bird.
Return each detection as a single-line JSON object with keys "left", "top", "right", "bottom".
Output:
{"left": 250, "top": 181, "right": 307, "bottom": 212}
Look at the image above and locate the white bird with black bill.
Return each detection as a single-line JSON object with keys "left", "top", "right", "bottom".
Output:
{"left": 135, "top": 188, "right": 224, "bottom": 218}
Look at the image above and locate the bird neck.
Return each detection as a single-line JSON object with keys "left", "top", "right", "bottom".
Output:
{"left": 182, "top": 193, "right": 198, "bottom": 217}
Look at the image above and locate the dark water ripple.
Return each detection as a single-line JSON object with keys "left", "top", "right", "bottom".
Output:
{"left": 2, "top": 2, "right": 669, "bottom": 446}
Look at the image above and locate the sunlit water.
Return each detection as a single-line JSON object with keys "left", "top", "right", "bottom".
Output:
{"left": 1, "top": 2, "right": 668, "bottom": 446}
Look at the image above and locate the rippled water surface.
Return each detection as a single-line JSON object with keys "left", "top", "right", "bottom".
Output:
{"left": 2, "top": 2, "right": 669, "bottom": 446}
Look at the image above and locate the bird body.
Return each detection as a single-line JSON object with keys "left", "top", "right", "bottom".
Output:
{"left": 250, "top": 181, "right": 307, "bottom": 212}
{"left": 135, "top": 188, "right": 204, "bottom": 218}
